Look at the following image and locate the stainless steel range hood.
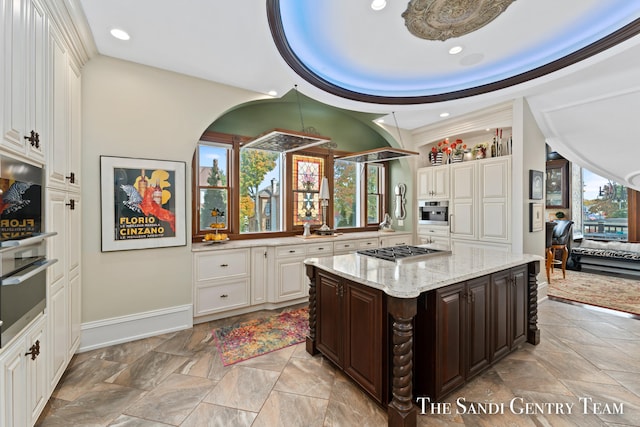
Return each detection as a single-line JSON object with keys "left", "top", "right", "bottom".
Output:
{"left": 242, "top": 128, "right": 331, "bottom": 153}
{"left": 336, "top": 147, "right": 418, "bottom": 163}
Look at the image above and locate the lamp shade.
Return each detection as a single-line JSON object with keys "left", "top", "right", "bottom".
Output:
{"left": 319, "top": 176, "right": 330, "bottom": 200}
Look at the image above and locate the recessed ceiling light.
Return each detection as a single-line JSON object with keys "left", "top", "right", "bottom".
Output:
{"left": 110, "top": 28, "right": 130, "bottom": 41}
{"left": 439, "top": 112, "right": 450, "bottom": 118}
{"left": 449, "top": 46, "right": 463, "bottom": 55}
{"left": 268, "top": 90, "right": 278, "bottom": 96}
{"left": 371, "top": 0, "right": 387, "bottom": 11}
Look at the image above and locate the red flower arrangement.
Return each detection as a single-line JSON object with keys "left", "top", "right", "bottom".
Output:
{"left": 451, "top": 139, "right": 467, "bottom": 156}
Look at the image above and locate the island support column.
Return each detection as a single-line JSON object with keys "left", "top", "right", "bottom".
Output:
{"left": 305, "top": 264, "right": 318, "bottom": 355}
{"left": 387, "top": 296, "right": 418, "bottom": 427}
{"left": 527, "top": 261, "right": 541, "bottom": 345}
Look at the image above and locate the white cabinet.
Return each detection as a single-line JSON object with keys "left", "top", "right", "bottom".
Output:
{"left": 450, "top": 162, "right": 477, "bottom": 240}
{"left": 0, "top": 314, "right": 47, "bottom": 427}
{"left": 193, "top": 249, "right": 251, "bottom": 316}
{"left": 47, "top": 26, "right": 81, "bottom": 191}
{"left": 478, "top": 158, "right": 511, "bottom": 243}
{"left": 380, "top": 233, "right": 413, "bottom": 247}
{"left": 417, "top": 225, "right": 450, "bottom": 248}
{"left": 450, "top": 157, "right": 511, "bottom": 247}
{"left": 417, "top": 165, "right": 449, "bottom": 200}
{"left": 46, "top": 189, "right": 81, "bottom": 389}
{"left": 1, "top": 0, "right": 47, "bottom": 163}
{"left": 250, "top": 247, "right": 269, "bottom": 305}
{"left": 273, "top": 244, "right": 318, "bottom": 303}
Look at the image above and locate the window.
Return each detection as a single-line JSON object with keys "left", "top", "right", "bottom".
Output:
{"left": 193, "top": 132, "right": 387, "bottom": 240}
{"left": 367, "top": 164, "right": 383, "bottom": 225}
{"left": 239, "top": 148, "right": 282, "bottom": 233}
{"left": 582, "top": 168, "right": 628, "bottom": 241}
{"left": 197, "top": 143, "right": 229, "bottom": 233}
{"left": 333, "top": 160, "right": 357, "bottom": 228}
{"left": 292, "top": 154, "right": 325, "bottom": 227}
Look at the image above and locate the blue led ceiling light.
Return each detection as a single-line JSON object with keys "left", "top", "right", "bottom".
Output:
{"left": 270, "top": 0, "right": 640, "bottom": 103}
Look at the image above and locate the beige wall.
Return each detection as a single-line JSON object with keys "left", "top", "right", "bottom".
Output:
{"left": 519, "top": 99, "right": 547, "bottom": 258}
{"left": 81, "top": 55, "right": 262, "bottom": 322}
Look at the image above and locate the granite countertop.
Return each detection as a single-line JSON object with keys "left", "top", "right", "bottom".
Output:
{"left": 304, "top": 246, "right": 542, "bottom": 298}
{"left": 191, "top": 230, "right": 412, "bottom": 252}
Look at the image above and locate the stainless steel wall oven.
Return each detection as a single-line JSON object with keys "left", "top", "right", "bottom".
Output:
{"left": 418, "top": 200, "right": 449, "bottom": 225}
{"left": 0, "top": 155, "right": 56, "bottom": 348}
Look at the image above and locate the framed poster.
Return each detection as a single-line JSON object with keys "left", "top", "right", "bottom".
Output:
{"left": 529, "top": 169, "right": 543, "bottom": 200}
{"left": 100, "top": 156, "right": 186, "bottom": 252}
{"left": 529, "top": 202, "right": 544, "bottom": 232}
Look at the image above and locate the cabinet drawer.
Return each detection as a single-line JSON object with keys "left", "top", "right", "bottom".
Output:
{"left": 334, "top": 240, "right": 359, "bottom": 253}
{"left": 357, "top": 238, "right": 379, "bottom": 249}
{"left": 307, "top": 242, "right": 333, "bottom": 255}
{"left": 276, "top": 245, "right": 305, "bottom": 258}
{"left": 195, "top": 249, "right": 249, "bottom": 281}
{"left": 418, "top": 226, "right": 449, "bottom": 237}
{"left": 194, "top": 278, "right": 250, "bottom": 316}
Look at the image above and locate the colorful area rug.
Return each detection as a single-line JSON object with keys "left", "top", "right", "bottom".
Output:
{"left": 547, "top": 270, "right": 640, "bottom": 316}
{"left": 213, "top": 307, "right": 309, "bottom": 366}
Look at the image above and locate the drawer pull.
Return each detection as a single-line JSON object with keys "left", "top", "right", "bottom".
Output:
{"left": 289, "top": 250, "right": 296, "bottom": 253}
{"left": 220, "top": 264, "right": 229, "bottom": 267}
{"left": 344, "top": 244, "right": 351, "bottom": 248}
{"left": 318, "top": 247, "right": 324, "bottom": 250}
{"left": 220, "top": 294, "right": 229, "bottom": 298}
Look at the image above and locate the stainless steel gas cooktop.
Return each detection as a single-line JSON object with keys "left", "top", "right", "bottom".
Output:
{"left": 356, "top": 245, "right": 451, "bottom": 263}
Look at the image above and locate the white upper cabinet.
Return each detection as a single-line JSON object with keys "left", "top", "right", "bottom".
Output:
{"left": 2, "top": 0, "right": 47, "bottom": 163}
{"left": 478, "top": 157, "right": 511, "bottom": 242}
{"left": 417, "top": 165, "right": 449, "bottom": 200}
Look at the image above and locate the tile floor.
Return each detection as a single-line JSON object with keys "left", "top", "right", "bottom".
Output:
{"left": 36, "top": 299, "right": 640, "bottom": 426}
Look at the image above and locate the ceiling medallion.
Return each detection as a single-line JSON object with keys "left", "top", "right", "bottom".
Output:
{"left": 402, "top": 0, "right": 516, "bottom": 41}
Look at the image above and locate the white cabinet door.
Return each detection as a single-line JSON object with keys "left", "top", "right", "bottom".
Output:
{"left": 250, "top": 247, "right": 268, "bottom": 305}
{"left": 275, "top": 258, "right": 308, "bottom": 302}
{"left": 417, "top": 167, "right": 431, "bottom": 199}
{"left": 450, "top": 162, "right": 477, "bottom": 240}
{"left": 0, "top": 314, "right": 46, "bottom": 427}
{"left": 432, "top": 165, "right": 450, "bottom": 199}
{"left": 479, "top": 158, "right": 510, "bottom": 242}
{"left": 417, "top": 166, "right": 449, "bottom": 200}
{"left": 2, "top": 0, "right": 47, "bottom": 162}
{"left": 47, "top": 26, "right": 69, "bottom": 189}
{"left": 0, "top": 338, "right": 27, "bottom": 427}
{"left": 26, "top": 316, "right": 47, "bottom": 426}
{"left": 67, "top": 194, "right": 81, "bottom": 355}
{"left": 45, "top": 190, "right": 68, "bottom": 388}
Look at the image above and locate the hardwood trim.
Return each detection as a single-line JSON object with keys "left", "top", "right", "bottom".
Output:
{"left": 267, "top": 0, "right": 640, "bottom": 105}
{"left": 628, "top": 188, "right": 640, "bottom": 243}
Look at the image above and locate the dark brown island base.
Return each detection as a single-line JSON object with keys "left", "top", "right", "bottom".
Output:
{"left": 304, "top": 246, "right": 541, "bottom": 427}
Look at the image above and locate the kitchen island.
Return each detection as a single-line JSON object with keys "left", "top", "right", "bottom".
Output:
{"left": 304, "top": 246, "right": 541, "bottom": 427}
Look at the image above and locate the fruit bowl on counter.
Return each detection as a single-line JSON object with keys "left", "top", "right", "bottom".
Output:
{"left": 203, "top": 232, "right": 228, "bottom": 243}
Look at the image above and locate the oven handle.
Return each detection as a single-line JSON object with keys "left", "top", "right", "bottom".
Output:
{"left": 1, "top": 259, "right": 58, "bottom": 286}
{"left": 0, "top": 232, "right": 58, "bottom": 250}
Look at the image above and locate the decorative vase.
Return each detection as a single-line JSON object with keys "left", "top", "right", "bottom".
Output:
{"left": 430, "top": 152, "right": 443, "bottom": 165}
{"left": 451, "top": 153, "right": 464, "bottom": 163}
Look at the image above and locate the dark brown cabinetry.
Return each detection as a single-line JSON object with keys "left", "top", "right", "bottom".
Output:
{"left": 315, "top": 269, "right": 387, "bottom": 403}
{"left": 491, "top": 265, "right": 527, "bottom": 362}
{"left": 415, "top": 266, "right": 527, "bottom": 401}
{"left": 415, "top": 275, "right": 490, "bottom": 401}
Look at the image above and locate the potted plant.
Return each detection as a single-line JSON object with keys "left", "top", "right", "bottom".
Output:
{"left": 429, "top": 140, "right": 449, "bottom": 165}
{"left": 472, "top": 143, "right": 488, "bottom": 159}
{"left": 450, "top": 139, "right": 467, "bottom": 163}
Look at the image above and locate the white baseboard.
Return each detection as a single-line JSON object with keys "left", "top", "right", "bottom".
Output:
{"left": 537, "top": 281, "right": 549, "bottom": 303}
{"left": 79, "top": 304, "right": 193, "bottom": 352}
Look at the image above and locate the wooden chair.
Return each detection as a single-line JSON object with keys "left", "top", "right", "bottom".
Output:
{"left": 545, "top": 222, "right": 556, "bottom": 283}
{"left": 550, "top": 220, "right": 574, "bottom": 280}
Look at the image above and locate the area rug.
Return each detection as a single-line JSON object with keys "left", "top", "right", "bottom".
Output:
{"left": 213, "top": 307, "right": 309, "bottom": 366}
{"left": 547, "top": 270, "right": 640, "bottom": 316}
